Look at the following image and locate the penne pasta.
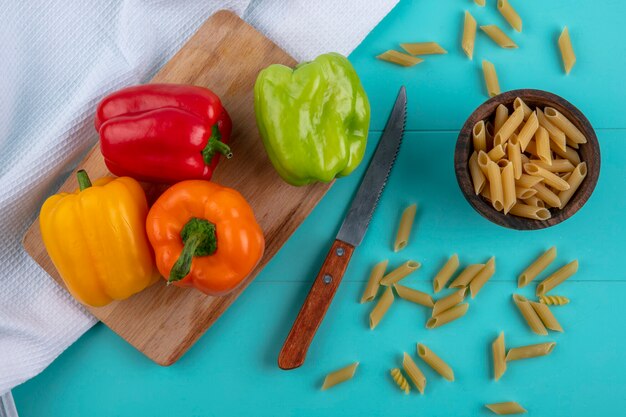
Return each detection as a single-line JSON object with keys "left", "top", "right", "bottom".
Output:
{"left": 462, "top": 11, "right": 477, "bottom": 59}
{"left": 380, "top": 261, "right": 421, "bottom": 286}
{"left": 515, "top": 186, "right": 536, "bottom": 200}
{"left": 512, "top": 294, "right": 548, "bottom": 335}
{"left": 501, "top": 162, "right": 516, "bottom": 214}
{"left": 480, "top": 25, "right": 518, "bottom": 48}
{"left": 481, "top": 185, "right": 492, "bottom": 201}
{"left": 487, "top": 144, "right": 506, "bottom": 161}
{"left": 509, "top": 204, "right": 551, "bottom": 220}
{"left": 518, "top": 247, "right": 557, "bottom": 288}
{"left": 390, "top": 368, "right": 410, "bottom": 394}
{"left": 470, "top": 151, "right": 487, "bottom": 194}
{"left": 535, "top": 126, "right": 552, "bottom": 166}
{"left": 536, "top": 108, "right": 567, "bottom": 152}
{"left": 522, "top": 196, "right": 544, "bottom": 208}
{"left": 513, "top": 98, "right": 532, "bottom": 120}
{"left": 524, "top": 163, "right": 570, "bottom": 191}
{"left": 394, "top": 204, "right": 418, "bottom": 252}
{"left": 516, "top": 174, "right": 543, "bottom": 189}
{"left": 417, "top": 343, "right": 455, "bottom": 381}
{"left": 508, "top": 135, "right": 523, "bottom": 179}
{"left": 544, "top": 107, "right": 587, "bottom": 144}
{"left": 370, "top": 287, "right": 394, "bottom": 329}
{"left": 487, "top": 161, "right": 504, "bottom": 211}
{"left": 494, "top": 104, "right": 509, "bottom": 134}
{"left": 494, "top": 106, "right": 524, "bottom": 146}
{"left": 400, "top": 42, "right": 447, "bottom": 55}
{"left": 492, "top": 332, "right": 507, "bottom": 381}
{"left": 532, "top": 182, "right": 561, "bottom": 208}
{"left": 506, "top": 342, "right": 556, "bottom": 361}
{"left": 426, "top": 303, "right": 469, "bottom": 329}
{"left": 516, "top": 111, "right": 539, "bottom": 151}
{"left": 403, "top": 352, "right": 426, "bottom": 394}
{"left": 497, "top": 159, "right": 509, "bottom": 169}
{"left": 478, "top": 150, "right": 491, "bottom": 176}
{"left": 433, "top": 254, "right": 460, "bottom": 293}
{"left": 469, "top": 256, "right": 495, "bottom": 298}
{"left": 558, "top": 26, "right": 576, "bottom": 74}
{"left": 449, "top": 264, "right": 484, "bottom": 288}
{"left": 377, "top": 50, "right": 423, "bottom": 67}
{"left": 486, "top": 121, "right": 495, "bottom": 147}
{"left": 360, "top": 260, "right": 388, "bottom": 303}
{"left": 530, "top": 159, "right": 575, "bottom": 173}
{"left": 497, "top": 0, "right": 522, "bottom": 32}
{"left": 473, "top": 120, "right": 487, "bottom": 152}
{"left": 536, "top": 260, "right": 578, "bottom": 296}
{"left": 482, "top": 60, "right": 501, "bottom": 97}
{"left": 561, "top": 172, "right": 572, "bottom": 182}
{"left": 552, "top": 145, "right": 581, "bottom": 165}
{"left": 485, "top": 401, "right": 527, "bottom": 415}
{"left": 432, "top": 287, "right": 467, "bottom": 316}
{"left": 539, "top": 295, "right": 570, "bottom": 306}
{"left": 558, "top": 162, "right": 587, "bottom": 208}
{"left": 474, "top": 0, "right": 486, "bottom": 6}
{"left": 322, "top": 362, "right": 359, "bottom": 390}
{"left": 530, "top": 301, "right": 564, "bottom": 332}
{"left": 394, "top": 284, "right": 434, "bottom": 307}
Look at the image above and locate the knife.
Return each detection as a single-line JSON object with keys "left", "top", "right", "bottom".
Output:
{"left": 278, "top": 86, "right": 407, "bottom": 370}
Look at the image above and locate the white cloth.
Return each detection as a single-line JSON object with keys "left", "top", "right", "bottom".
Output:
{"left": 0, "top": 0, "right": 398, "bottom": 395}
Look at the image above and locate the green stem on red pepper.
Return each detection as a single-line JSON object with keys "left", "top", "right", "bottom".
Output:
{"left": 169, "top": 217, "right": 218, "bottom": 283}
{"left": 202, "top": 125, "right": 232, "bottom": 164}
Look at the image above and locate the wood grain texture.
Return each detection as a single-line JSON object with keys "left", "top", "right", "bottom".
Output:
{"left": 454, "top": 89, "right": 600, "bottom": 230}
{"left": 278, "top": 240, "right": 355, "bottom": 370}
{"left": 22, "top": 10, "right": 332, "bottom": 366}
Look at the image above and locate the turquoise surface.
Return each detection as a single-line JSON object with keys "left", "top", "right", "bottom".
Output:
{"left": 14, "top": 1, "right": 626, "bottom": 415}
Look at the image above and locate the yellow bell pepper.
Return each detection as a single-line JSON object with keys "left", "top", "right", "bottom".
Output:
{"left": 39, "top": 170, "right": 159, "bottom": 306}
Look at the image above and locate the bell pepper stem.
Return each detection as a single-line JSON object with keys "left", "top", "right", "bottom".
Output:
{"left": 202, "top": 125, "right": 232, "bottom": 164}
{"left": 77, "top": 169, "right": 92, "bottom": 191}
{"left": 168, "top": 217, "right": 217, "bottom": 283}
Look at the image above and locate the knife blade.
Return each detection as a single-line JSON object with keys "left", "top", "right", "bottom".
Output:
{"left": 278, "top": 86, "right": 407, "bottom": 370}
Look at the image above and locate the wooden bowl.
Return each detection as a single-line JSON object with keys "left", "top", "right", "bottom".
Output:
{"left": 454, "top": 89, "right": 600, "bottom": 230}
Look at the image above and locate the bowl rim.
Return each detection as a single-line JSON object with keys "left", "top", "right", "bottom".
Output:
{"left": 454, "top": 89, "right": 601, "bottom": 230}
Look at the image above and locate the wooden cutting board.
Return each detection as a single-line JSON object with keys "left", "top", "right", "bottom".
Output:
{"left": 22, "top": 10, "right": 331, "bottom": 366}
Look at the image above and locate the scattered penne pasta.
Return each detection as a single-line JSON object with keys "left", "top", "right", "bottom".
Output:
{"left": 482, "top": 60, "right": 501, "bottom": 97}
{"left": 536, "top": 260, "right": 578, "bottom": 296}
{"left": 469, "top": 256, "right": 496, "bottom": 298}
{"left": 417, "top": 343, "right": 455, "bottom": 381}
{"left": 432, "top": 288, "right": 467, "bottom": 316}
{"left": 394, "top": 284, "right": 434, "bottom": 307}
{"left": 497, "top": 0, "right": 522, "bottom": 32}
{"left": 474, "top": 0, "right": 486, "bottom": 6}
{"left": 400, "top": 42, "right": 447, "bottom": 55}
{"left": 426, "top": 303, "right": 469, "bottom": 328}
{"left": 492, "top": 332, "right": 507, "bottom": 380}
{"left": 518, "top": 246, "right": 557, "bottom": 287}
{"left": 506, "top": 342, "right": 556, "bottom": 361}
{"left": 530, "top": 301, "right": 564, "bottom": 332}
{"left": 403, "top": 352, "right": 426, "bottom": 394}
{"left": 321, "top": 362, "right": 359, "bottom": 390}
{"left": 360, "top": 260, "right": 388, "bottom": 303}
{"left": 377, "top": 50, "right": 423, "bottom": 67}
{"left": 390, "top": 368, "right": 410, "bottom": 394}
{"left": 558, "top": 27, "right": 576, "bottom": 74}
{"left": 512, "top": 294, "right": 547, "bottom": 335}
{"left": 449, "top": 264, "right": 484, "bottom": 288}
{"left": 370, "top": 287, "right": 394, "bottom": 329}
{"left": 380, "top": 260, "right": 421, "bottom": 286}
{"left": 480, "top": 25, "right": 518, "bottom": 48}
{"left": 433, "top": 254, "right": 460, "bottom": 293}
{"left": 485, "top": 401, "right": 528, "bottom": 415}
{"left": 539, "top": 295, "right": 570, "bottom": 306}
{"left": 394, "top": 204, "right": 417, "bottom": 252}
{"left": 462, "top": 11, "right": 477, "bottom": 59}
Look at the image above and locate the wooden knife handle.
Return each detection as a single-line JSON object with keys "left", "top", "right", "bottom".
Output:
{"left": 278, "top": 239, "right": 355, "bottom": 370}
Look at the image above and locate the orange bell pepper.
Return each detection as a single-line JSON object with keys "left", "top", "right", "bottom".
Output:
{"left": 146, "top": 180, "right": 265, "bottom": 295}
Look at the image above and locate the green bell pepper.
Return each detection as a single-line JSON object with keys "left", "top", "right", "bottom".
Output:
{"left": 254, "top": 53, "right": 370, "bottom": 186}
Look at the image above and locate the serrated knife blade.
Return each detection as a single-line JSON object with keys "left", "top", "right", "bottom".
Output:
{"left": 278, "top": 87, "right": 407, "bottom": 370}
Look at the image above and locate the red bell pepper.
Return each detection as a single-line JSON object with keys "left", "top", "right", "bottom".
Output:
{"left": 95, "top": 84, "right": 232, "bottom": 183}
